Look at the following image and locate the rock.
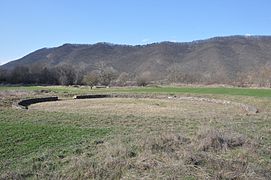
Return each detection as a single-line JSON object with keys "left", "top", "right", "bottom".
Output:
{"left": 241, "top": 105, "right": 259, "bottom": 114}
{"left": 94, "top": 140, "right": 104, "bottom": 145}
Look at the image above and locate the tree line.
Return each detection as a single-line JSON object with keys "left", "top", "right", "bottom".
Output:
{"left": 1, "top": 62, "right": 270, "bottom": 87}
{"left": 166, "top": 63, "right": 271, "bottom": 87}
{"left": 0, "top": 63, "right": 150, "bottom": 87}
{"left": 0, "top": 65, "right": 78, "bottom": 85}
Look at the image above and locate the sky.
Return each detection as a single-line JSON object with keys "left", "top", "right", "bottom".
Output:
{"left": 0, "top": 0, "right": 271, "bottom": 65}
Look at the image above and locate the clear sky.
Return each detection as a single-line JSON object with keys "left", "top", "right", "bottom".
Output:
{"left": 1, "top": 0, "right": 271, "bottom": 64}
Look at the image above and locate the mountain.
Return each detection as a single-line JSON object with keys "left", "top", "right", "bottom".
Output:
{"left": 2, "top": 35, "right": 271, "bottom": 82}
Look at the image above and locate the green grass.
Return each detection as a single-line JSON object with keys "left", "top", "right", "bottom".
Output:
{"left": 1, "top": 85, "right": 271, "bottom": 97}
{"left": 122, "top": 86, "right": 271, "bottom": 97}
{"left": 0, "top": 122, "right": 109, "bottom": 161}
{"left": 0, "top": 85, "right": 271, "bottom": 178}
{"left": 0, "top": 109, "right": 110, "bottom": 173}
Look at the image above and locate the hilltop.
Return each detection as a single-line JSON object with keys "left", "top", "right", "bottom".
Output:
{"left": 1, "top": 35, "right": 271, "bottom": 84}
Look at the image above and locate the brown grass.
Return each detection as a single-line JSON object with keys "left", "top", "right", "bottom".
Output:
{"left": 1, "top": 92, "right": 271, "bottom": 179}
{"left": 40, "top": 130, "right": 269, "bottom": 180}
{"left": 30, "top": 98, "right": 241, "bottom": 119}
{"left": 197, "top": 128, "right": 247, "bottom": 152}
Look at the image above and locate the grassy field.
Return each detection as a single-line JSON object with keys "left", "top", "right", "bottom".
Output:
{"left": 0, "top": 85, "right": 271, "bottom": 179}
{"left": 1, "top": 85, "right": 271, "bottom": 97}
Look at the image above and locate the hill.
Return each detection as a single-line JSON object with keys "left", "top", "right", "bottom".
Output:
{"left": 1, "top": 35, "right": 271, "bottom": 84}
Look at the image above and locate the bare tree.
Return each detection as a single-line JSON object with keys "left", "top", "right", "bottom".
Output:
{"left": 39, "top": 67, "right": 58, "bottom": 85}
{"left": 10, "top": 66, "right": 32, "bottom": 84}
{"left": 257, "top": 65, "right": 271, "bottom": 87}
{"left": 94, "top": 61, "right": 118, "bottom": 86}
{"left": 235, "top": 72, "right": 249, "bottom": 87}
{"left": 116, "top": 72, "right": 129, "bottom": 86}
{"left": 74, "top": 69, "right": 84, "bottom": 85}
{"left": 55, "top": 64, "right": 76, "bottom": 85}
{"left": 99, "top": 67, "right": 118, "bottom": 86}
{"left": 0, "top": 69, "right": 7, "bottom": 83}
{"left": 167, "top": 63, "right": 182, "bottom": 83}
{"left": 82, "top": 71, "right": 99, "bottom": 89}
{"left": 136, "top": 72, "right": 151, "bottom": 86}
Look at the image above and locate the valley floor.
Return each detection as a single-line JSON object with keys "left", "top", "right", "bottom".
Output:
{"left": 0, "top": 86, "right": 271, "bottom": 179}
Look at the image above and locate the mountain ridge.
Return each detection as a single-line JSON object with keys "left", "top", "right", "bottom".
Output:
{"left": 1, "top": 35, "right": 271, "bottom": 83}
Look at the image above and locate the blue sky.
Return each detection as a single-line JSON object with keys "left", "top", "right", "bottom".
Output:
{"left": 1, "top": 0, "right": 271, "bottom": 64}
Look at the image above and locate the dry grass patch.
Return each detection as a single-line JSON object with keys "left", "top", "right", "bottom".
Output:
{"left": 48, "top": 129, "right": 270, "bottom": 179}
{"left": 197, "top": 128, "right": 247, "bottom": 152}
{"left": 1, "top": 89, "right": 271, "bottom": 179}
{"left": 30, "top": 98, "right": 241, "bottom": 119}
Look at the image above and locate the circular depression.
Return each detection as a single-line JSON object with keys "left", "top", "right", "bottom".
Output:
{"left": 29, "top": 98, "right": 241, "bottom": 118}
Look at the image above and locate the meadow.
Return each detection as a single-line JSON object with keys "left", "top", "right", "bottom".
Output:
{"left": 1, "top": 85, "right": 271, "bottom": 96}
{"left": 0, "top": 85, "right": 271, "bottom": 179}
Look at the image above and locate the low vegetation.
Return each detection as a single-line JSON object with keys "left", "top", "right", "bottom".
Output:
{"left": 0, "top": 86, "right": 271, "bottom": 179}
{"left": 1, "top": 85, "right": 271, "bottom": 97}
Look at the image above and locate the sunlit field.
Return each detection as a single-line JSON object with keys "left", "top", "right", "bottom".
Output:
{"left": 0, "top": 85, "right": 271, "bottom": 179}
